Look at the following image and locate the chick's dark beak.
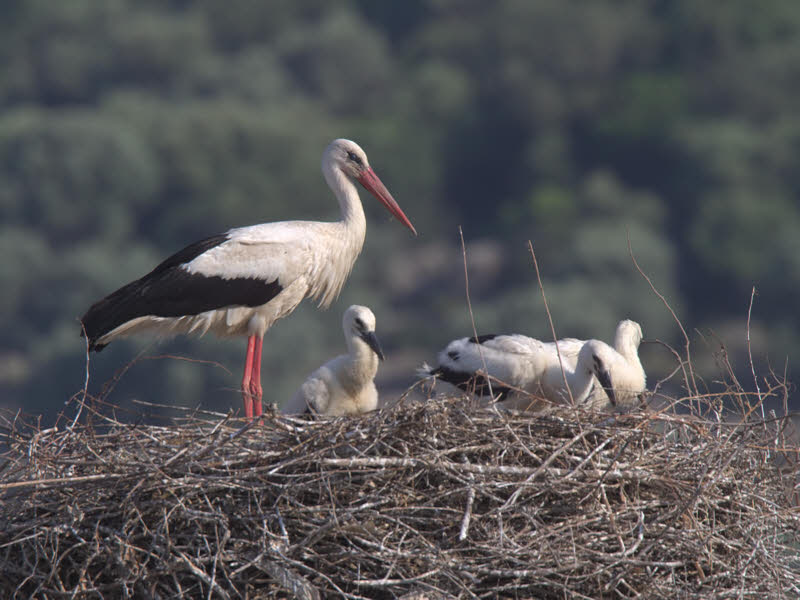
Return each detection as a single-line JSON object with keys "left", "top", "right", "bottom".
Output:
{"left": 592, "top": 354, "right": 616, "bottom": 407}
{"left": 361, "top": 330, "right": 385, "bottom": 361}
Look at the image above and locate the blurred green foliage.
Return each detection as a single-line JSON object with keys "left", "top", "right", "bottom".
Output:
{"left": 0, "top": 0, "right": 797, "bottom": 418}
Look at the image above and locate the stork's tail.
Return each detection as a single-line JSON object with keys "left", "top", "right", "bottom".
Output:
{"left": 80, "top": 296, "right": 120, "bottom": 352}
{"left": 79, "top": 276, "right": 151, "bottom": 352}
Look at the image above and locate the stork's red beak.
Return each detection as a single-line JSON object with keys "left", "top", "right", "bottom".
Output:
{"left": 358, "top": 168, "right": 417, "bottom": 235}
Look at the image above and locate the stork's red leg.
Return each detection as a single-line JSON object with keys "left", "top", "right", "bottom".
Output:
{"left": 249, "top": 336, "right": 264, "bottom": 417}
{"left": 241, "top": 335, "right": 257, "bottom": 418}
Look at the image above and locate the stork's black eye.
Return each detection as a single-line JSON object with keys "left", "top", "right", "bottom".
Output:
{"left": 347, "top": 151, "right": 363, "bottom": 166}
{"left": 354, "top": 317, "right": 366, "bottom": 330}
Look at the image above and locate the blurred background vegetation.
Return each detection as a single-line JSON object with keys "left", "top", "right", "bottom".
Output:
{"left": 1, "top": 0, "right": 797, "bottom": 421}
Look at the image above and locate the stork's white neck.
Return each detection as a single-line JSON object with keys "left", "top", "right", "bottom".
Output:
{"left": 563, "top": 342, "right": 607, "bottom": 404}
{"left": 614, "top": 330, "right": 640, "bottom": 362}
{"left": 308, "top": 162, "right": 367, "bottom": 309}
{"left": 342, "top": 337, "right": 380, "bottom": 389}
{"left": 564, "top": 362, "right": 595, "bottom": 404}
{"left": 323, "top": 159, "right": 367, "bottom": 234}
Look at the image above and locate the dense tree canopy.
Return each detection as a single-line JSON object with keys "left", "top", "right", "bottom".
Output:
{"left": 1, "top": 0, "right": 797, "bottom": 418}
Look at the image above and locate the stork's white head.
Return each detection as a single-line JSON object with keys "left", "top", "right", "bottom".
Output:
{"left": 324, "top": 139, "right": 371, "bottom": 179}
{"left": 343, "top": 304, "right": 384, "bottom": 361}
{"left": 323, "top": 139, "right": 417, "bottom": 235}
{"left": 615, "top": 319, "right": 643, "bottom": 351}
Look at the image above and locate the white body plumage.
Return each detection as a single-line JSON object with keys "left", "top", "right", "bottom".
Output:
{"left": 93, "top": 218, "right": 367, "bottom": 345}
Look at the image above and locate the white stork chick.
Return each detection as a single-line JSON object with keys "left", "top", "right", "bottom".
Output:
{"left": 422, "top": 319, "right": 646, "bottom": 411}
{"left": 423, "top": 334, "right": 603, "bottom": 409}
{"left": 285, "top": 305, "right": 384, "bottom": 416}
{"left": 531, "top": 320, "right": 646, "bottom": 409}
{"left": 81, "top": 139, "right": 415, "bottom": 419}
{"left": 582, "top": 319, "right": 646, "bottom": 408}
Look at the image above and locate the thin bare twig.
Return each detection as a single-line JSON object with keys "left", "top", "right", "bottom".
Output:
{"left": 627, "top": 231, "right": 698, "bottom": 397}
{"left": 527, "top": 240, "right": 573, "bottom": 405}
{"left": 746, "top": 287, "right": 766, "bottom": 422}
{"left": 458, "top": 226, "right": 494, "bottom": 400}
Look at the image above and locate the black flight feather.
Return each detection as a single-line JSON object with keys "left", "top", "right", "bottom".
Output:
{"left": 81, "top": 234, "right": 283, "bottom": 351}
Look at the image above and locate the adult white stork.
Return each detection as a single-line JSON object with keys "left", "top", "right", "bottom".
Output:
{"left": 284, "top": 305, "right": 383, "bottom": 416}
{"left": 422, "top": 320, "right": 646, "bottom": 411}
{"left": 81, "top": 139, "right": 416, "bottom": 418}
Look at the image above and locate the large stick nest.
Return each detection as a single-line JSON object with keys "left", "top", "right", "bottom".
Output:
{"left": 1, "top": 396, "right": 798, "bottom": 599}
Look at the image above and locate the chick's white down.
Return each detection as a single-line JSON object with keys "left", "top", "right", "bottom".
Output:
{"left": 286, "top": 305, "right": 384, "bottom": 416}
{"left": 424, "top": 320, "right": 646, "bottom": 411}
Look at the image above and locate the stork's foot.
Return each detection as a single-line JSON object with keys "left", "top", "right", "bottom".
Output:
{"left": 248, "top": 379, "right": 263, "bottom": 419}
{"left": 242, "top": 391, "right": 254, "bottom": 419}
